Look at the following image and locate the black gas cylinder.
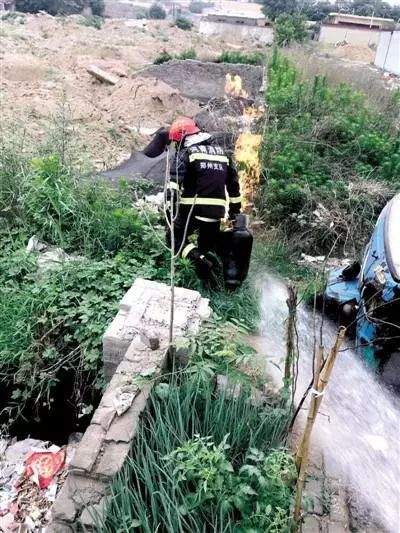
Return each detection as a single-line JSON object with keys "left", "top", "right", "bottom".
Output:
{"left": 220, "top": 214, "right": 253, "bottom": 289}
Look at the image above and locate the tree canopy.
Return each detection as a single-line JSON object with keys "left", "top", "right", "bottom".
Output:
{"left": 261, "top": 0, "right": 400, "bottom": 21}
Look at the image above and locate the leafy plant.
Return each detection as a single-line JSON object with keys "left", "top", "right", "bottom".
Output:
{"left": 274, "top": 13, "right": 308, "bottom": 46}
{"left": 100, "top": 372, "right": 292, "bottom": 532}
{"left": 261, "top": 0, "right": 297, "bottom": 20}
{"left": 260, "top": 51, "right": 400, "bottom": 256}
{"left": 153, "top": 50, "right": 174, "bottom": 64}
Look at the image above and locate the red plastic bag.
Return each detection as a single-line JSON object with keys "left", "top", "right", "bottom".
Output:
{"left": 24, "top": 448, "right": 66, "bottom": 489}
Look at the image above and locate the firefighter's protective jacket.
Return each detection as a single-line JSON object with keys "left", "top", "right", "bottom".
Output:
{"left": 169, "top": 138, "right": 242, "bottom": 220}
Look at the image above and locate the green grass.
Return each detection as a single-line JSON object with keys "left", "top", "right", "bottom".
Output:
{"left": 100, "top": 371, "right": 294, "bottom": 532}
{"left": 260, "top": 50, "right": 400, "bottom": 257}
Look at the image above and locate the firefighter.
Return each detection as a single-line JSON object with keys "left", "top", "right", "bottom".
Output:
{"left": 166, "top": 117, "right": 242, "bottom": 279}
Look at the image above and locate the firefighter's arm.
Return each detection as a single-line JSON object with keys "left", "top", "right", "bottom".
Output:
{"left": 227, "top": 158, "right": 242, "bottom": 219}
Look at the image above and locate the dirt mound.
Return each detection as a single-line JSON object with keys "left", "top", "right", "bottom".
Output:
{"left": 0, "top": 14, "right": 221, "bottom": 167}
{"left": 140, "top": 60, "right": 264, "bottom": 102}
{"left": 101, "top": 76, "right": 200, "bottom": 131}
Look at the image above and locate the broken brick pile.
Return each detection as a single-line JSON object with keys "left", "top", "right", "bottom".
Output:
{"left": 48, "top": 278, "right": 210, "bottom": 531}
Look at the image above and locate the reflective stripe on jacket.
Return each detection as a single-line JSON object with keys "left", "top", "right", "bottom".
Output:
{"left": 170, "top": 139, "right": 241, "bottom": 219}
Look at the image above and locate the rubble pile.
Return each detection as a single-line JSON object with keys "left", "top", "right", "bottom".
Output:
{"left": 0, "top": 435, "right": 81, "bottom": 531}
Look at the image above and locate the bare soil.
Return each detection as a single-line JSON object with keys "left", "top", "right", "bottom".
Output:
{"left": 0, "top": 14, "right": 223, "bottom": 167}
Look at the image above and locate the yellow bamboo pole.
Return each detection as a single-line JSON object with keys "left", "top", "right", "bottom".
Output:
{"left": 284, "top": 285, "right": 298, "bottom": 386}
{"left": 293, "top": 327, "right": 346, "bottom": 524}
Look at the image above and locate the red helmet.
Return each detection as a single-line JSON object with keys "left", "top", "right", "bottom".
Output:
{"left": 169, "top": 117, "right": 200, "bottom": 142}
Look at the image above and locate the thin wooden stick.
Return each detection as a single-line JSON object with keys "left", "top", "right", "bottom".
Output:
{"left": 293, "top": 326, "right": 346, "bottom": 524}
{"left": 285, "top": 284, "right": 297, "bottom": 387}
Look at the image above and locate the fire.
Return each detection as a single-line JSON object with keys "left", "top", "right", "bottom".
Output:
{"left": 243, "top": 105, "right": 264, "bottom": 120}
{"left": 223, "top": 73, "right": 263, "bottom": 210}
{"left": 234, "top": 132, "right": 262, "bottom": 210}
{"left": 224, "top": 73, "right": 248, "bottom": 99}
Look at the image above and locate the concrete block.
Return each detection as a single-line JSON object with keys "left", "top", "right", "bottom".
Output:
{"left": 70, "top": 424, "right": 105, "bottom": 473}
{"left": 86, "top": 65, "right": 119, "bottom": 85}
{"left": 119, "top": 282, "right": 146, "bottom": 312}
{"left": 93, "top": 441, "right": 131, "bottom": 479}
{"left": 49, "top": 279, "right": 212, "bottom": 531}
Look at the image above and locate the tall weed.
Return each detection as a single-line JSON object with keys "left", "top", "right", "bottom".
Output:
{"left": 261, "top": 50, "right": 399, "bottom": 256}
{"left": 100, "top": 372, "right": 293, "bottom": 532}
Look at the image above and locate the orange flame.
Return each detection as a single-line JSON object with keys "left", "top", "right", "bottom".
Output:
{"left": 224, "top": 73, "right": 249, "bottom": 98}
{"left": 234, "top": 131, "right": 262, "bottom": 210}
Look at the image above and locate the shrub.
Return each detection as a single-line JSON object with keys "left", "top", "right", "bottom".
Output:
{"left": 274, "top": 13, "right": 308, "bottom": 47}
{"left": 260, "top": 51, "right": 400, "bottom": 255}
{"left": 153, "top": 50, "right": 173, "bottom": 64}
{"left": 148, "top": 3, "right": 166, "bottom": 19}
{"left": 175, "top": 16, "right": 193, "bottom": 30}
{"left": 217, "top": 50, "right": 265, "bottom": 65}
{"left": 177, "top": 47, "right": 196, "bottom": 60}
{"left": 153, "top": 48, "right": 196, "bottom": 64}
{"left": 81, "top": 14, "right": 103, "bottom": 29}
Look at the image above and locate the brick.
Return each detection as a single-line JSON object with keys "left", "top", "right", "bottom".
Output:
{"left": 329, "top": 491, "right": 349, "bottom": 525}
{"left": 303, "top": 514, "right": 321, "bottom": 533}
{"left": 327, "top": 524, "right": 349, "bottom": 532}
{"left": 93, "top": 441, "right": 131, "bottom": 479}
{"left": 70, "top": 424, "right": 105, "bottom": 473}
{"left": 79, "top": 497, "right": 107, "bottom": 529}
{"left": 51, "top": 484, "right": 77, "bottom": 522}
{"left": 105, "top": 388, "right": 151, "bottom": 443}
{"left": 46, "top": 522, "right": 75, "bottom": 533}
{"left": 67, "top": 475, "right": 107, "bottom": 510}
{"left": 91, "top": 406, "right": 116, "bottom": 432}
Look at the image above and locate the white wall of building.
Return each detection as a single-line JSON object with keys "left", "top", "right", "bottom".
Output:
{"left": 319, "top": 25, "right": 380, "bottom": 46}
{"left": 199, "top": 20, "right": 274, "bottom": 44}
{"left": 375, "top": 31, "right": 400, "bottom": 76}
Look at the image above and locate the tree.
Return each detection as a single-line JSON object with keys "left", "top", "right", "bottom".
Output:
{"left": 16, "top": 0, "right": 84, "bottom": 14}
{"left": 301, "top": 0, "right": 332, "bottom": 21}
{"left": 189, "top": 1, "right": 205, "bottom": 13}
{"left": 89, "top": 0, "right": 104, "bottom": 17}
{"left": 274, "top": 13, "right": 308, "bottom": 46}
{"left": 148, "top": 3, "right": 166, "bottom": 19}
{"left": 262, "top": 0, "right": 297, "bottom": 21}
